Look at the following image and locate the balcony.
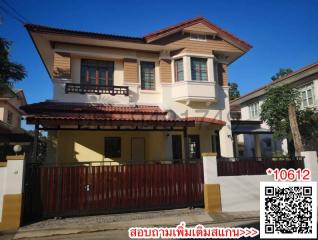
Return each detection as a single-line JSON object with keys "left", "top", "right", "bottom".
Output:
{"left": 171, "top": 80, "right": 216, "bottom": 104}
{"left": 65, "top": 83, "right": 129, "bottom": 96}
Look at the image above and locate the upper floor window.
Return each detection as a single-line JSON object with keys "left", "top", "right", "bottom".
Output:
{"left": 140, "top": 61, "right": 155, "bottom": 90}
{"left": 7, "top": 111, "right": 13, "bottom": 125}
{"left": 81, "top": 59, "right": 114, "bottom": 86}
{"left": 300, "top": 85, "right": 314, "bottom": 108}
{"left": 249, "top": 102, "right": 260, "bottom": 119}
{"left": 174, "top": 59, "right": 184, "bottom": 81}
{"left": 190, "top": 33, "right": 207, "bottom": 41}
{"left": 191, "top": 58, "right": 208, "bottom": 81}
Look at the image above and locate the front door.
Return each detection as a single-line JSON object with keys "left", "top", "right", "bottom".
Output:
{"left": 131, "top": 137, "right": 145, "bottom": 162}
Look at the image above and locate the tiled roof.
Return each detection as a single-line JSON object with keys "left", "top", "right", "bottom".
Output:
{"left": 21, "top": 101, "right": 166, "bottom": 114}
{"left": 25, "top": 24, "right": 144, "bottom": 43}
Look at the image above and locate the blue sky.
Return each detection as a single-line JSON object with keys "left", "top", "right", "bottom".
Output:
{"left": 1, "top": 0, "right": 318, "bottom": 104}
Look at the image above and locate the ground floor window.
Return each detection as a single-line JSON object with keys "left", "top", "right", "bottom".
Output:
{"left": 172, "top": 135, "right": 182, "bottom": 160}
{"left": 104, "top": 137, "right": 121, "bottom": 158}
{"left": 189, "top": 135, "right": 201, "bottom": 160}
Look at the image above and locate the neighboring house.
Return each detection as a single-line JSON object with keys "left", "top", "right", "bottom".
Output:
{"left": 0, "top": 87, "right": 32, "bottom": 160}
{"left": 230, "top": 60, "right": 318, "bottom": 158}
{"left": 21, "top": 17, "right": 252, "bottom": 164}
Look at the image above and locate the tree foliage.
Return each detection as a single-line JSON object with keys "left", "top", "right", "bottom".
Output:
{"left": 0, "top": 37, "right": 26, "bottom": 89}
{"left": 298, "top": 109, "right": 318, "bottom": 151}
{"left": 260, "top": 86, "right": 300, "bottom": 140}
{"left": 271, "top": 68, "right": 293, "bottom": 81}
{"left": 229, "top": 82, "right": 240, "bottom": 100}
{"left": 261, "top": 86, "right": 318, "bottom": 152}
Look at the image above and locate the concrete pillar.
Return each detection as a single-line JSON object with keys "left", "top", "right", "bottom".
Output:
{"left": 202, "top": 153, "right": 221, "bottom": 213}
{"left": 219, "top": 125, "right": 234, "bottom": 158}
{"left": 0, "top": 155, "right": 25, "bottom": 231}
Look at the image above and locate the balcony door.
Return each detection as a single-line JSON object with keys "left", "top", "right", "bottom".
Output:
{"left": 81, "top": 59, "right": 114, "bottom": 86}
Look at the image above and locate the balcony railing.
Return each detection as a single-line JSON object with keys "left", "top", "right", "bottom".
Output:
{"left": 65, "top": 83, "right": 129, "bottom": 96}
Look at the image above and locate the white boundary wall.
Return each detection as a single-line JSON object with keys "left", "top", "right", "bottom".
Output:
{"left": 203, "top": 151, "right": 318, "bottom": 212}
{"left": 0, "top": 156, "right": 24, "bottom": 221}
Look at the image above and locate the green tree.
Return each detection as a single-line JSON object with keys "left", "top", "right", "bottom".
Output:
{"left": 0, "top": 38, "right": 26, "bottom": 91}
{"left": 298, "top": 109, "right": 318, "bottom": 151}
{"left": 260, "top": 86, "right": 303, "bottom": 155}
{"left": 271, "top": 68, "right": 293, "bottom": 81}
{"left": 229, "top": 82, "right": 240, "bottom": 100}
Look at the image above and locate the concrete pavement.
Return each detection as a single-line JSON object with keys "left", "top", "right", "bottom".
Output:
{"left": 0, "top": 208, "right": 260, "bottom": 240}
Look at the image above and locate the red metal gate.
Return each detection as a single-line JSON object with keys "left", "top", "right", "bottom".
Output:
{"left": 23, "top": 162, "right": 204, "bottom": 223}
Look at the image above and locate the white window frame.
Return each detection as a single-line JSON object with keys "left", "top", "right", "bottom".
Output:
{"left": 138, "top": 59, "right": 158, "bottom": 92}
{"left": 300, "top": 84, "right": 315, "bottom": 108}
{"left": 249, "top": 102, "right": 260, "bottom": 119}
{"left": 190, "top": 57, "right": 208, "bottom": 81}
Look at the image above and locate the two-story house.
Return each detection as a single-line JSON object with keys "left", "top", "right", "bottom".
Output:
{"left": 0, "top": 86, "right": 32, "bottom": 160}
{"left": 22, "top": 17, "right": 252, "bottom": 165}
{"left": 230, "top": 60, "right": 318, "bottom": 158}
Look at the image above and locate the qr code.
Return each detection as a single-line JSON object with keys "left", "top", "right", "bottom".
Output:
{"left": 260, "top": 181, "right": 317, "bottom": 239}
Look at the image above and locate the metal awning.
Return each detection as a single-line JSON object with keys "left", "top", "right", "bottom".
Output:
{"left": 231, "top": 120, "right": 272, "bottom": 134}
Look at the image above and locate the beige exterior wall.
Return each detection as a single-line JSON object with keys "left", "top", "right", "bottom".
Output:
{"left": 47, "top": 125, "right": 220, "bottom": 164}
{"left": 124, "top": 58, "right": 138, "bottom": 83}
{"left": 217, "top": 63, "right": 228, "bottom": 86}
{"left": 159, "top": 59, "right": 172, "bottom": 83}
{"left": 183, "top": 23, "right": 217, "bottom": 34}
{"left": 153, "top": 32, "right": 243, "bottom": 55}
{"left": 53, "top": 52, "right": 71, "bottom": 79}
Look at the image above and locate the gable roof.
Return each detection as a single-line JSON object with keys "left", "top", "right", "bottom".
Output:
{"left": 25, "top": 16, "right": 252, "bottom": 51}
{"left": 144, "top": 17, "right": 252, "bottom": 51}
{"left": 231, "top": 60, "right": 318, "bottom": 105}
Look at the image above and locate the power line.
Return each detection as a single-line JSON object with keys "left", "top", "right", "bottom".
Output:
{"left": 0, "top": 0, "right": 28, "bottom": 24}
{"left": 1, "top": 0, "right": 28, "bottom": 22}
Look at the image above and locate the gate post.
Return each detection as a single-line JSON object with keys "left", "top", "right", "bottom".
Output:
{"left": 202, "top": 152, "right": 222, "bottom": 213}
{"left": 0, "top": 155, "right": 25, "bottom": 231}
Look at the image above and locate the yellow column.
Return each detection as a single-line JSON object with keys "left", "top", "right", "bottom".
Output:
{"left": 202, "top": 152, "right": 222, "bottom": 213}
